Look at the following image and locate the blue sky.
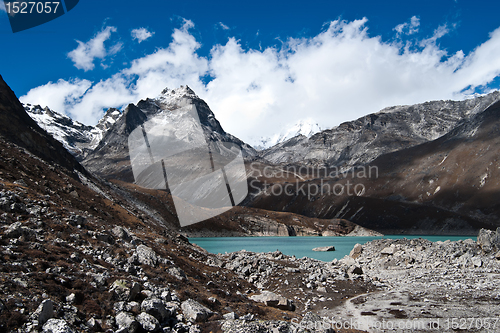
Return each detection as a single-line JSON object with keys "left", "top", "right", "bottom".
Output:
{"left": 2, "top": 0, "right": 500, "bottom": 144}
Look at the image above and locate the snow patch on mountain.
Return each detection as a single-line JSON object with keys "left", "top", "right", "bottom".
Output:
{"left": 24, "top": 104, "right": 121, "bottom": 158}
{"left": 253, "top": 118, "right": 322, "bottom": 150}
{"left": 90, "top": 108, "right": 123, "bottom": 149}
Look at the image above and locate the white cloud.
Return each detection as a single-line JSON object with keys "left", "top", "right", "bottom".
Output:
{"left": 219, "top": 22, "right": 230, "bottom": 30}
{"left": 68, "top": 26, "right": 122, "bottom": 71}
{"left": 419, "top": 24, "right": 449, "bottom": 47}
{"left": 395, "top": 16, "right": 420, "bottom": 36}
{"left": 131, "top": 28, "right": 154, "bottom": 43}
{"left": 20, "top": 78, "right": 92, "bottom": 117}
{"left": 22, "top": 18, "right": 500, "bottom": 146}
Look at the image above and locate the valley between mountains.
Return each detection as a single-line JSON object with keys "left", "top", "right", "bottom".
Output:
{"left": 23, "top": 79, "right": 500, "bottom": 236}
{"left": 1, "top": 73, "right": 500, "bottom": 333}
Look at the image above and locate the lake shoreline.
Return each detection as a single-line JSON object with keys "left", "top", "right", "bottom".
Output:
{"left": 215, "top": 230, "right": 500, "bottom": 333}
{"left": 190, "top": 235, "right": 478, "bottom": 262}
{"left": 183, "top": 227, "right": 478, "bottom": 238}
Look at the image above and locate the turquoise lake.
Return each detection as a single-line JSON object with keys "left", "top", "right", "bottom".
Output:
{"left": 189, "top": 235, "right": 477, "bottom": 261}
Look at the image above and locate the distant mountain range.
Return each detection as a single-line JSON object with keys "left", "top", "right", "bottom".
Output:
{"left": 258, "top": 92, "right": 500, "bottom": 170}
{"left": 1, "top": 75, "right": 369, "bottom": 239}
{"left": 22, "top": 83, "right": 500, "bottom": 234}
{"left": 248, "top": 96, "right": 500, "bottom": 233}
{"left": 25, "top": 88, "right": 500, "bottom": 175}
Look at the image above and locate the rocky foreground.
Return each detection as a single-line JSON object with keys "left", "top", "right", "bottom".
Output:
{"left": 213, "top": 230, "right": 500, "bottom": 333}
{"left": 4, "top": 193, "right": 498, "bottom": 333}
{"left": 319, "top": 230, "right": 500, "bottom": 332}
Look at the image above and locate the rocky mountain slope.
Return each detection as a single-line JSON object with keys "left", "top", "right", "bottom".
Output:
{"left": 247, "top": 99, "right": 500, "bottom": 234}
{"left": 0, "top": 77, "right": 86, "bottom": 176}
{"left": 259, "top": 92, "right": 500, "bottom": 169}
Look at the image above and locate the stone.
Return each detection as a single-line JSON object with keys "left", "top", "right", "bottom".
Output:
{"left": 477, "top": 228, "right": 500, "bottom": 253}
{"left": 42, "top": 319, "right": 74, "bottom": 333}
{"left": 60, "top": 305, "right": 79, "bottom": 325}
{"left": 112, "top": 226, "right": 132, "bottom": 241}
{"left": 340, "top": 256, "right": 356, "bottom": 266}
{"left": 141, "top": 298, "right": 171, "bottom": 322}
{"left": 114, "top": 301, "right": 126, "bottom": 313}
{"left": 189, "top": 325, "right": 202, "bottom": 333}
{"left": 136, "top": 312, "right": 160, "bottom": 332}
{"left": 96, "top": 233, "right": 113, "bottom": 244}
{"left": 181, "top": 299, "right": 215, "bottom": 322}
{"left": 208, "top": 297, "right": 220, "bottom": 305}
{"left": 111, "top": 280, "right": 131, "bottom": 301}
{"left": 276, "top": 297, "right": 296, "bottom": 311}
{"left": 381, "top": 246, "right": 395, "bottom": 255}
{"left": 223, "top": 312, "right": 239, "bottom": 320}
{"left": 160, "top": 289, "right": 172, "bottom": 302}
{"left": 26, "top": 205, "right": 42, "bottom": 215}
{"left": 136, "top": 245, "right": 158, "bottom": 267}
{"left": 126, "top": 301, "right": 141, "bottom": 314}
{"left": 115, "top": 311, "right": 139, "bottom": 333}
{"left": 317, "top": 286, "right": 327, "bottom": 293}
{"left": 66, "top": 293, "right": 76, "bottom": 304}
{"left": 14, "top": 278, "right": 27, "bottom": 288}
{"left": 168, "top": 266, "right": 187, "bottom": 281}
{"left": 14, "top": 179, "right": 27, "bottom": 187}
{"left": 249, "top": 291, "right": 295, "bottom": 311}
{"left": 34, "top": 299, "right": 54, "bottom": 327}
{"left": 350, "top": 243, "right": 363, "bottom": 259}
{"left": 348, "top": 265, "right": 364, "bottom": 276}
{"left": 5, "top": 221, "right": 33, "bottom": 238}
{"left": 472, "top": 257, "right": 482, "bottom": 267}
{"left": 312, "top": 246, "right": 335, "bottom": 252}
{"left": 130, "top": 282, "right": 142, "bottom": 301}
{"left": 87, "top": 318, "right": 102, "bottom": 331}
{"left": 250, "top": 291, "right": 279, "bottom": 305}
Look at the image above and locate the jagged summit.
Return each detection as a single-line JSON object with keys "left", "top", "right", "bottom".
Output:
{"left": 24, "top": 104, "right": 97, "bottom": 158}
{"left": 160, "top": 85, "right": 198, "bottom": 100}
{"left": 23, "top": 85, "right": 247, "bottom": 164}
{"left": 82, "top": 86, "right": 256, "bottom": 181}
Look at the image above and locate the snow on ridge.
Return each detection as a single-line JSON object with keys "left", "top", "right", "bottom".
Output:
{"left": 24, "top": 104, "right": 104, "bottom": 155}
{"left": 252, "top": 118, "right": 322, "bottom": 150}
{"left": 157, "top": 85, "right": 198, "bottom": 106}
{"left": 22, "top": 84, "right": 202, "bottom": 156}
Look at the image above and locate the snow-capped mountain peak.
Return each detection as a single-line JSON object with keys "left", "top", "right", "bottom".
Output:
{"left": 158, "top": 85, "right": 199, "bottom": 106}
{"left": 254, "top": 118, "right": 322, "bottom": 150}
{"left": 90, "top": 107, "right": 123, "bottom": 149}
{"left": 24, "top": 104, "right": 97, "bottom": 158}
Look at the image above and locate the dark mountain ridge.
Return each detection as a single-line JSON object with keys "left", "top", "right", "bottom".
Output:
{"left": 0, "top": 75, "right": 86, "bottom": 177}
{"left": 259, "top": 92, "right": 500, "bottom": 170}
{"left": 247, "top": 100, "right": 500, "bottom": 234}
